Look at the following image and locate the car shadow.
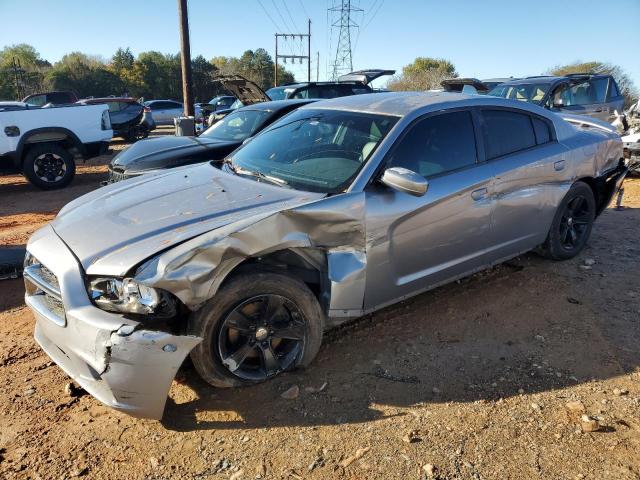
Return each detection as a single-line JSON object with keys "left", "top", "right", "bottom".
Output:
{"left": 161, "top": 203, "right": 640, "bottom": 432}
{"left": 0, "top": 278, "right": 25, "bottom": 312}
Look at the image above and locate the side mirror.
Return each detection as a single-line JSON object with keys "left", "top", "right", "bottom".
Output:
{"left": 380, "top": 167, "right": 428, "bottom": 197}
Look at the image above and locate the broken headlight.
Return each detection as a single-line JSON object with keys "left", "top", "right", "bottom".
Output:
{"left": 88, "top": 277, "right": 176, "bottom": 317}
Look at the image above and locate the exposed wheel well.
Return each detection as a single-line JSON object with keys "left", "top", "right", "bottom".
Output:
{"left": 219, "top": 249, "right": 329, "bottom": 310}
{"left": 577, "top": 170, "right": 621, "bottom": 216}
{"left": 18, "top": 128, "right": 82, "bottom": 165}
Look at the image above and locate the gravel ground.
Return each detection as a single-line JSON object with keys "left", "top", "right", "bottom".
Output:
{"left": 0, "top": 137, "right": 639, "bottom": 479}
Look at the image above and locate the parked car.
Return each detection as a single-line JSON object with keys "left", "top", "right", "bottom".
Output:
{"left": 24, "top": 92, "right": 626, "bottom": 419}
{"left": 207, "top": 99, "right": 243, "bottom": 127}
{"left": 0, "top": 102, "right": 112, "bottom": 189}
{"left": 143, "top": 100, "right": 183, "bottom": 125}
{"left": 266, "top": 69, "right": 395, "bottom": 100}
{"left": 22, "top": 91, "right": 78, "bottom": 107}
{"left": 78, "top": 97, "right": 155, "bottom": 141}
{"left": 488, "top": 74, "right": 624, "bottom": 122}
{"left": 107, "top": 99, "right": 315, "bottom": 182}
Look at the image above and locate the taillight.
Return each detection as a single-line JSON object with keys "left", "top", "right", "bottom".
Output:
{"left": 101, "top": 109, "right": 112, "bottom": 130}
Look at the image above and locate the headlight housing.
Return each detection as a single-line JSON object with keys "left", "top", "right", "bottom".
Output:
{"left": 88, "top": 277, "right": 176, "bottom": 317}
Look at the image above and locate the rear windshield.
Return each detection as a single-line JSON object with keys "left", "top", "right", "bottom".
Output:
{"left": 266, "top": 87, "right": 288, "bottom": 101}
{"left": 488, "top": 83, "right": 550, "bottom": 104}
{"left": 200, "top": 109, "right": 270, "bottom": 141}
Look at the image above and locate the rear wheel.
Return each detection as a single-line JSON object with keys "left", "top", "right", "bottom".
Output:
{"left": 189, "top": 272, "right": 324, "bottom": 388}
{"left": 22, "top": 143, "right": 75, "bottom": 190}
{"left": 539, "top": 181, "right": 595, "bottom": 260}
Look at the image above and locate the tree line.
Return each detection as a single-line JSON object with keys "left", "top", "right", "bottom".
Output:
{"left": 1, "top": 44, "right": 636, "bottom": 108}
{"left": 0, "top": 44, "right": 295, "bottom": 102}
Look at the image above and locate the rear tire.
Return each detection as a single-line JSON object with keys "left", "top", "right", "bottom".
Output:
{"left": 189, "top": 272, "right": 324, "bottom": 388}
{"left": 22, "top": 143, "right": 75, "bottom": 190}
{"left": 538, "top": 181, "right": 595, "bottom": 260}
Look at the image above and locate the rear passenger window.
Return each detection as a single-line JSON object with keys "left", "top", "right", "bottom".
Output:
{"left": 482, "top": 110, "right": 536, "bottom": 159}
{"left": 608, "top": 79, "right": 620, "bottom": 98}
{"left": 388, "top": 111, "right": 477, "bottom": 178}
{"left": 532, "top": 117, "right": 551, "bottom": 145}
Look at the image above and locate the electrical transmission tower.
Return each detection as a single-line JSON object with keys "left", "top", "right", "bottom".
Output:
{"left": 329, "top": 0, "right": 362, "bottom": 80}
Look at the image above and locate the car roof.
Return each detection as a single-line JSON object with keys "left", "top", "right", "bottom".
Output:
{"left": 299, "top": 91, "right": 560, "bottom": 117}
{"left": 235, "top": 98, "right": 315, "bottom": 113}
{"left": 268, "top": 81, "right": 366, "bottom": 90}
{"left": 498, "top": 74, "right": 610, "bottom": 87}
{"left": 81, "top": 97, "right": 138, "bottom": 103}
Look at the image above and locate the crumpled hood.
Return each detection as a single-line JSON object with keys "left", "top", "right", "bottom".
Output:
{"left": 111, "top": 135, "right": 239, "bottom": 172}
{"left": 52, "top": 163, "right": 324, "bottom": 276}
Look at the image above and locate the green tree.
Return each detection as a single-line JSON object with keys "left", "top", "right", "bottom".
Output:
{"left": 211, "top": 49, "right": 294, "bottom": 92}
{"left": 46, "top": 52, "right": 123, "bottom": 98}
{"left": 111, "top": 48, "right": 134, "bottom": 76}
{"left": 387, "top": 57, "right": 458, "bottom": 91}
{"left": 548, "top": 61, "right": 638, "bottom": 108}
{"left": 0, "top": 44, "right": 50, "bottom": 99}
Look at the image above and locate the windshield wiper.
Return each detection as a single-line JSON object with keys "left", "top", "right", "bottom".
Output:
{"left": 230, "top": 163, "right": 291, "bottom": 188}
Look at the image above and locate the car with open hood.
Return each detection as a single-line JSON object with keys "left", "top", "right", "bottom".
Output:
{"left": 25, "top": 92, "right": 627, "bottom": 419}
{"left": 488, "top": 74, "right": 625, "bottom": 123}
{"left": 107, "top": 99, "right": 314, "bottom": 182}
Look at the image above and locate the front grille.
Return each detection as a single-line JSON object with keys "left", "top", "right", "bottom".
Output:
{"left": 24, "top": 256, "right": 66, "bottom": 326}
{"left": 108, "top": 168, "right": 141, "bottom": 184}
{"left": 108, "top": 168, "right": 129, "bottom": 183}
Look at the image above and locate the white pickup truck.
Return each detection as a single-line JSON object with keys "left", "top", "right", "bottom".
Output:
{"left": 0, "top": 102, "right": 113, "bottom": 189}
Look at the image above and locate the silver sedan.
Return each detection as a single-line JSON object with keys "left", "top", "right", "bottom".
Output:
{"left": 24, "top": 92, "right": 627, "bottom": 419}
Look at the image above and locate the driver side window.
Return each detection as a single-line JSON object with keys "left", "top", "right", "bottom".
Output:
{"left": 387, "top": 111, "right": 478, "bottom": 178}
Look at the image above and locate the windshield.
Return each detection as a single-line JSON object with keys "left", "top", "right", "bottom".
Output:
{"left": 488, "top": 83, "right": 550, "bottom": 104}
{"left": 200, "top": 109, "right": 270, "bottom": 141}
{"left": 227, "top": 108, "right": 398, "bottom": 193}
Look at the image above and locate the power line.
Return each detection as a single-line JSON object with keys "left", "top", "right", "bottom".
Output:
{"left": 282, "top": 0, "right": 301, "bottom": 32}
{"left": 298, "top": 0, "right": 310, "bottom": 19}
{"left": 257, "top": 0, "right": 284, "bottom": 32}
{"left": 362, "top": 0, "right": 384, "bottom": 30}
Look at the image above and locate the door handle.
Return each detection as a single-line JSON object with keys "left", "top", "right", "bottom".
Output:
{"left": 554, "top": 160, "right": 565, "bottom": 171}
{"left": 471, "top": 188, "right": 488, "bottom": 201}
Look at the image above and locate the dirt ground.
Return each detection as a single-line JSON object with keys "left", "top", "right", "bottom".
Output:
{"left": 0, "top": 136, "right": 639, "bottom": 479}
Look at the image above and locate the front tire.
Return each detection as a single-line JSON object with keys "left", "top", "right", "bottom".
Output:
{"left": 189, "top": 272, "right": 324, "bottom": 388}
{"left": 22, "top": 143, "right": 75, "bottom": 190}
{"left": 539, "top": 181, "right": 596, "bottom": 260}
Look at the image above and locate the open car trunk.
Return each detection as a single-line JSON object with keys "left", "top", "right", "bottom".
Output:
{"left": 441, "top": 78, "right": 491, "bottom": 94}
{"left": 214, "top": 75, "right": 270, "bottom": 105}
{"left": 337, "top": 69, "right": 395, "bottom": 84}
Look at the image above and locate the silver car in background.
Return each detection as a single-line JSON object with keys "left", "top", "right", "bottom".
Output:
{"left": 143, "top": 99, "right": 184, "bottom": 125}
{"left": 24, "top": 92, "right": 627, "bottom": 419}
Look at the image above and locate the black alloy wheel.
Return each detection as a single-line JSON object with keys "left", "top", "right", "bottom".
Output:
{"left": 33, "top": 152, "right": 66, "bottom": 183}
{"left": 539, "top": 181, "right": 595, "bottom": 260}
{"left": 558, "top": 194, "right": 591, "bottom": 251}
{"left": 218, "top": 294, "right": 307, "bottom": 381}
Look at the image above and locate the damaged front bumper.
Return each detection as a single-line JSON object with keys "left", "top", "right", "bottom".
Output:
{"left": 25, "top": 225, "right": 202, "bottom": 420}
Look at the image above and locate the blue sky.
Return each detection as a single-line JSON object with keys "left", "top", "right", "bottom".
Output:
{"left": 1, "top": 0, "right": 639, "bottom": 88}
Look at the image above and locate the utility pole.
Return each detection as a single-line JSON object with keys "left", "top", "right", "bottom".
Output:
{"left": 307, "top": 19, "right": 311, "bottom": 82}
{"left": 274, "top": 20, "right": 311, "bottom": 86}
{"left": 11, "top": 57, "right": 24, "bottom": 100}
{"left": 177, "top": 0, "right": 194, "bottom": 117}
{"left": 329, "top": 0, "right": 362, "bottom": 80}
{"left": 316, "top": 51, "right": 320, "bottom": 81}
